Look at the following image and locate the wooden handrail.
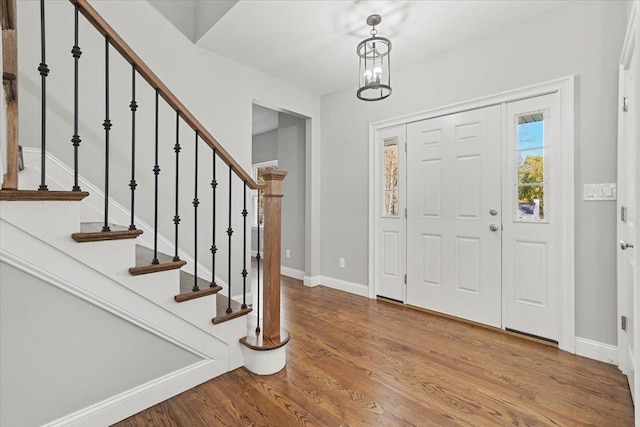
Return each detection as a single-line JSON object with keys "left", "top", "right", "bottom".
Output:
{"left": 69, "top": 0, "right": 261, "bottom": 189}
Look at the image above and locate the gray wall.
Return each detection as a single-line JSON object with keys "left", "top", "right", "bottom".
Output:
{"left": 251, "top": 114, "right": 306, "bottom": 273}
{"left": 320, "top": 0, "right": 627, "bottom": 345}
{"left": 278, "top": 112, "right": 306, "bottom": 272}
{"left": 0, "top": 262, "right": 201, "bottom": 427}
{"left": 252, "top": 129, "right": 278, "bottom": 164}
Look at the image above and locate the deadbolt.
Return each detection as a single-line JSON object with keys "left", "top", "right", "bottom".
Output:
{"left": 489, "top": 209, "right": 498, "bottom": 216}
{"left": 489, "top": 224, "right": 499, "bottom": 232}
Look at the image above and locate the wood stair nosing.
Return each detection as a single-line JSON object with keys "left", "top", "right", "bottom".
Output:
{"left": 129, "top": 244, "right": 186, "bottom": 276}
{"left": 212, "top": 294, "right": 252, "bottom": 325}
{"left": 240, "top": 329, "right": 290, "bottom": 351}
{"left": 71, "top": 222, "right": 143, "bottom": 243}
{"left": 174, "top": 270, "right": 223, "bottom": 302}
{"left": 0, "top": 189, "right": 89, "bottom": 201}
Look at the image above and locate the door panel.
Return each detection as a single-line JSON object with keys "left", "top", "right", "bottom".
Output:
{"left": 376, "top": 125, "right": 406, "bottom": 301}
{"left": 618, "top": 18, "right": 638, "bottom": 402}
{"left": 406, "top": 105, "right": 502, "bottom": 327}
{"left": 504, "top": 94, "right": 559, "bottom": 341}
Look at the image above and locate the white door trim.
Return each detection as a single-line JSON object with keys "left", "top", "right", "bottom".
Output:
{"left": 368, "top": 76, "right": 575, "bottom": 353}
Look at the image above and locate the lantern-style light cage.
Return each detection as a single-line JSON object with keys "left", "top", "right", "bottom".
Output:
{"left": 357, "top": 14, "right": 392, "bottom": 101}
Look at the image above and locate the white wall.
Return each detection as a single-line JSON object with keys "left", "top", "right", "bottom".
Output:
{"left": 0, "top": 261, "right": 201, "bottom": 427}
{"left": 320, "top": 0, "right": 627, "bottom": 346}
{"left": 16, "top": 0, "right": 321, "bottom": 293}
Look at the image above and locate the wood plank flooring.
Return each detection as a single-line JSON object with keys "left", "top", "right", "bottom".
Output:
{"left": 114, "top": 276, "right": 634, "bottom": 426}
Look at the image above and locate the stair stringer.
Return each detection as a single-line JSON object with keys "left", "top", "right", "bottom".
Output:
{"left": 0, "top": 215, "right": 228, "bottom": 362}
{"left": 16, "top": 149, "right": 250, "bottom": 364}
{"left": 1, "top": 196, "right": 248, "bottom": 365}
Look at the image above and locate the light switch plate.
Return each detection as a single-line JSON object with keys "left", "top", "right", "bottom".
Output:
{"left": 583, "top": 183, "right": 617, "bottom": 201}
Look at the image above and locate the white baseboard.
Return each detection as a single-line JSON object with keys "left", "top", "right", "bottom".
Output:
{"left": 303, "top": 275, "right": 368, "bottom": 297}
{"left": 304, "top": 275, "right": 322, "bottom": 287}
{"left": 281, "top": 266, "right": 305, "bottom": 281}
{"left": 575, "top": 337, "right": 618, "bottom": 365}
{"left": 44, "top": 360, "right": 226, "bottom": 427}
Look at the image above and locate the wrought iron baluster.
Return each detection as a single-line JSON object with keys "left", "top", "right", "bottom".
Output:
{"left": 129, "top": 65, "right": 138, "bottom": 230}
{"left": 227, "top": 165, "right": 233, "bottom": 314}
{"left": 102, "top": 36, "right": 111, "bottom": 232}
{"left": 38, "top": 0, "right": 49, "bottom": 191}
{"left": 173, "top": 111, "right": 181, "bottom": 262}
{"left": 210, "top": 150, "right": 217, "bottom": 288}
{"left": 256, "top": 200, "right": 261, "bottom": 335}
{"left": 193, "top": 131, "right": 200, "bottom": 292}
{"left": 71, "top": 4, "right": 82, "bottom": 191}
{"left": 241, "top": 183, "right": 248, "bottom": 309}
{"left": 152, "top": 89, "right": 160, "bottom": 265}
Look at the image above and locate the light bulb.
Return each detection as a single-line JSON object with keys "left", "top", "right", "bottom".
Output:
{"left": 364, "top": 69, "right": 372, "bottom": 85}
{"left": 373, "top": 67, "right": 382, "bottom": 84}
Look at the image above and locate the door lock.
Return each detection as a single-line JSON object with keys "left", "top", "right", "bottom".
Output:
{"left": 489, "top": 209, "right": 498, "bottom": 216}
{"left": 489, "top": 224, "right": 499, "bottom": 232}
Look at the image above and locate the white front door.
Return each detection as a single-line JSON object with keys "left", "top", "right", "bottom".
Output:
{"left": 406, "top": 105, "right": 502, "bottom": 327}
{"left": 503, "top": 94, "right": 560, "bottom": 341}
{"left": 375, "top": 125, "right": 406, "bottom": 301}
{"left": 618, "top": 6, "right": 639, "bottom": 403}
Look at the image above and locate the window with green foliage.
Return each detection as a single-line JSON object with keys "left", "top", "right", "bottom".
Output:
{"left": 383, "top": 138, "right": 399, "bottom": 216}
{"left": 516, "top": 113, "right": 545, "bottom": 220}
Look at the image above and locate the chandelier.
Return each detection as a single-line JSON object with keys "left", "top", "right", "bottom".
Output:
{"left": 357, "top": 14, "right": 392, "bottom": 101}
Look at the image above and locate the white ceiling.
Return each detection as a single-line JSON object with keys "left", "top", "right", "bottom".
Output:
{"left": 153, "top": 0, "right": 573, "bottom": 96}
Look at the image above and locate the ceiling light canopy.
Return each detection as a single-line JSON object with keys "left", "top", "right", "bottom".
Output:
{"left": 357, "top": 14, "right": 392, "bottom": 101}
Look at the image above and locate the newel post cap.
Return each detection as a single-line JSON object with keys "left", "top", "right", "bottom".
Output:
{"left": 260, "top": 169, "right": 287, "bottom": 181}
{"left": 261, "top": 169, "right": 287, "bottom": 197}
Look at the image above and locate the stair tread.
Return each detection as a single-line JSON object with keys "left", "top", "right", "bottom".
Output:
{"left": 174, "top": 271, "right": 223, "bottom": 302}
{"left": 0, "top": 189, "right": 89, "bottom": 201}
{"left": 72, "top": 222, "right": 143, "bottom": 242}
{"left": 129, "top": 245, "right": 186, "bottom": 276}
{"left": 212, "top": 295, "right": 252, "bottom": 324}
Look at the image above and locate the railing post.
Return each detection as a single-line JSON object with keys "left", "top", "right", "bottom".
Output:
{"left": 1, "top": 0, "right": 19, "bottom": 190}
{"left": 261, "top": 169, "right": 287, "bottom": 340}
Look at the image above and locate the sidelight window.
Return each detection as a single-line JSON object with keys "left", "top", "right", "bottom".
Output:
{"left": 383, "top": 138, "right": 399, "bottom": 217}
{"left": 516, "top": 112, "right": 546, "bottom": 221}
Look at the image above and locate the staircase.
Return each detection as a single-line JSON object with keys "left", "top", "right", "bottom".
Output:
{"left": 0, "top": 0, "right": 289, "bottom": 425}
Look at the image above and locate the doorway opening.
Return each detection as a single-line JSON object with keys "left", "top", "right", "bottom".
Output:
{"left": 251, "top": 103, "right": 308, "bottom": 281}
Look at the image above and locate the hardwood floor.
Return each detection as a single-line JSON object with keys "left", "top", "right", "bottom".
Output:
{"left": 115, "top": 276, "right": 634, "bottom": 426}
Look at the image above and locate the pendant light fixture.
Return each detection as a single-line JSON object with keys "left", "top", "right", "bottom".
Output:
{"left": 357, "top": 14, "right": 392, "bottom": 101}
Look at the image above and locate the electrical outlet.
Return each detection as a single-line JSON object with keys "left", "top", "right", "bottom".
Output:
{"left": 339, "top": 258, "right": 345, "bottom": 269}
{"left": 285, "top": 249, "right": 290, "bottom": 258}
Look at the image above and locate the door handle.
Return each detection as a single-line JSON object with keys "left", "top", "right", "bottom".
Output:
{"left": 489, "top": 224, "right": 499, "bottom": 232}
{"left": 620, "top": 240, "right": 635, "bottom": 250}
